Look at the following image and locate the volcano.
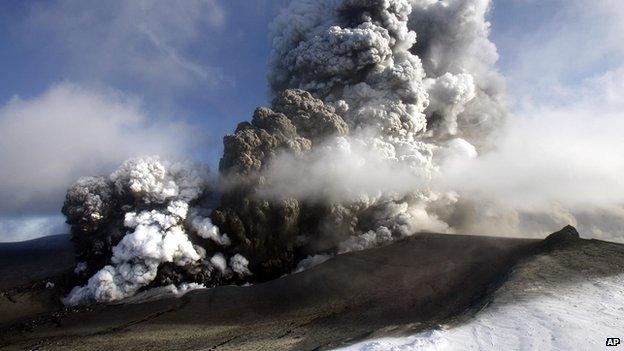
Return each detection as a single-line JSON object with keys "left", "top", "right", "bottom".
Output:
{"left": 1, "top": 226, "right": 622, "bottom": 350}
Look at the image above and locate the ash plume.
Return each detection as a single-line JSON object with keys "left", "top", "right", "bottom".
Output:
{"left": 212, "top": 89, "right": 350, "bottom": 280}
{"left": 262, "top": 0, "right": 505, "bottom": 252}
{"left": 63, "top": 0, "right": 519, "bottom": 303}
{"left": 63, "top": 157, "right": 250, "bottom": 305}
{"left": 269, "top": 0, "right": 505, "bottom": 144}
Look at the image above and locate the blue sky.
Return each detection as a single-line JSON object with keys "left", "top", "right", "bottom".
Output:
{"left": 0, "top": 1, "right": 287, "bottom": 165}
{"left": 1, "top": 0, "right": 623, "bottom": 241}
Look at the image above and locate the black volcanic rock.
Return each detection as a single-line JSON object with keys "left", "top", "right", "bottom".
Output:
{"left": 0, "top": 235, "right": 74, "bottom": 290}
{"left": 542, "top": 225, "right": 581, "bottom": 250}
{"left": 2, "top": 229, "right": 623, "bottom": 351}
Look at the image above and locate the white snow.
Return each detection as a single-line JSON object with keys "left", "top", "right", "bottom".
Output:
{"left": 335, "top": 245, "right": 624, "bottom": 351}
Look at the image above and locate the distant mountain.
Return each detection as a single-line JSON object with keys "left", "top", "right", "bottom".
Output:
{"left": 0, "top": 234, "right": 70, "bottom": 251}
{"left": 0, "top": 234, "right": 73, "bottom": 290}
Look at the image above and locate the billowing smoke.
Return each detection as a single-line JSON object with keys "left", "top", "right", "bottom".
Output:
{"left": 63, "top": 157, "right": 250, "bottom": 305}
{"left": 259, "top": 0, "right": 505, "bottom": 249}
{"left": 65, "top": 0, "right": 620, "bottom": 304}
{"left": 269, "top": 0, "right": 505, "bottom": 143}
{"left": 62, "top": 0, "right": 507, "bottom": 303}
{"left": 211, "top": 89, "right": 349, "bottom": 280}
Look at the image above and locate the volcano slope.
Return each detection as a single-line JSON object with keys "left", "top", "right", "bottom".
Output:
{"left": 0, "top": 235, "right": 74, "bottom": 329}
{"left": 1, "top": 226, "right": 622, "bottom": 350}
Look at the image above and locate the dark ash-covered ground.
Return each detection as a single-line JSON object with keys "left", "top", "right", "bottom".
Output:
{"left": 1, "top": 227, "right": 622, "bottom": 350}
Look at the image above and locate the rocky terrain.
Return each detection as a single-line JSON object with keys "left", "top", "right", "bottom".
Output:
{"left": 1, "top": 227, "right": 622, "bottom": 350}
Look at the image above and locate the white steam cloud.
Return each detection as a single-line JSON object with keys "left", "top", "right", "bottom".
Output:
{"left": 436, "top": 68, "right": 624, "bottom": 240}
{"left": 64, "top": 157, "right": 250, "bottom": 305}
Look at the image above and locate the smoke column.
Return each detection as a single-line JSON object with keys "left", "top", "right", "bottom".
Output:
{"left": 259, "top": 0, "right": 506, "bottom": 250}
{"left": 62, "top": 0, "right": 621, "bottom": 304}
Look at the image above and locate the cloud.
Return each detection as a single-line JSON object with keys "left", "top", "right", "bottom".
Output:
{"left": 0, "top": 215, "right": 68, "bottom": 242}
{"left": 0, "top": 82, "right": 202, "bottom": 218}
{"left": 16, "top": 0, "right": 229, "bottom": 96}
{"left": 441, "top": 68, "right": 624, "bottom": 207}
{"left": 437, "top": 67, "right": 624, "bottom": 241}
{"left": 495, "top": 0, "right": 624, "bottom": 106}
{"left": 0, "top": 0, "right": 227, "bottom": 242}
{"left": 426, "top": 0, "right": 624, "bottom": 241}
